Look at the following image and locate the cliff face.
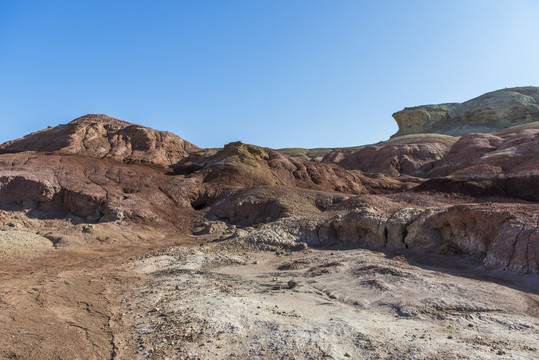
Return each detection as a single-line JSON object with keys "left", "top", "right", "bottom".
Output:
{"left": 392, "top": 87, "right": 539, "bottom": 137}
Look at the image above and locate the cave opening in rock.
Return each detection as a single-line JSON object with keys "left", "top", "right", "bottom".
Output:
{"left": 191, "top": 202, "right": 207, "bottom": 211}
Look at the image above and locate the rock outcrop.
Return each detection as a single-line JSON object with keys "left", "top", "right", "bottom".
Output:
{"left": 314, "top": 203, "right": 539, "bottom": 273}
{"left": 0, "top": 115, "right": 205, "bottom": 228}
{"left": 0, "top": 114, "right": 200, "bottom": 167}
{"left": 228, "top": 199, "right": 538, "bottom": 274}
{"left": 321, "top": 89, "right": 539, "bottom": 202}
{"left": 417, "top": 122, "right": 539, "bottom": 201}
{"left": 321, "top": 134, "right": 457, "bottom": 178}
{"left": 0, "top": 153, "right": 194, "bottom": 228}
{"left": 392, "top": 87, "right": 539, "bottom": 137}
{"left": 170, "top": 141, "right": 405, "bottom": 203}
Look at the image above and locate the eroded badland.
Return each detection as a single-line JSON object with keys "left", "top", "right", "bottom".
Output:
{"left": 1, "top": 87, "right": 538, "bottom": 359}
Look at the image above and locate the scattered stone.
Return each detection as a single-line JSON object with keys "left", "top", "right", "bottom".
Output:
{"left": 82, "top": 224, "right": 95, "bottom": 233}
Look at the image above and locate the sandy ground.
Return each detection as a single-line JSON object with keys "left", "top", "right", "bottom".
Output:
{"left": 0, "top": 230, "right": 54, "bottom": 260}
{"left": 114, "top": 240, "right": 539, "bottom": 360}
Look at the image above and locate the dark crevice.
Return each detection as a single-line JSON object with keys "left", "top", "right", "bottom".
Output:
{"left": 401, "top": 228, "right": 408, "bottom": 248}
{"left": 191, "top": 202, "right": 207, "bottom": 211}
{"left": 401, "top": 228, "right": 408, "bottom": 243}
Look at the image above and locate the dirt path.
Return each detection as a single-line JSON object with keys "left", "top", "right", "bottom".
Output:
{"left": 0, "top": 239, "right": 184, "bottom": 360}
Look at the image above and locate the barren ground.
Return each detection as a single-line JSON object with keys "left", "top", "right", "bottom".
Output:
{"left": 1, "top": 227, "right": 538, "bottom": 360}
{"left": 0, "top": 215, "right": 191, "bottom": 360}
{"left": 115, "top": 240, "right": 539, "bottom": 360}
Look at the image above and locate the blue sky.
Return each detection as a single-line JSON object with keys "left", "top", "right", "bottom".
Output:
{"left": 1, "top": 0, "right": 539, "bottom": 149}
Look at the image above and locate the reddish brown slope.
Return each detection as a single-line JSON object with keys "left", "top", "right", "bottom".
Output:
{"left": 0, "top": 119, "right": 405, "bottom": 230}
{"left": 417, "top": 123, "right": 539, "bottom": 201}
{"left": 322, "top": 134, "right": 458, "bottom": 178}
{"left": 0, "top": 115, "right": 203, "bottom": 229}
{"left": 0, "top": 114, "right": 200, "bottom": 167}
{"left": 168, "top": 141, "right": 405, "bottom": 201}
{"left": 321, "top": 122, "right": 539, "bottom": 202}
{"left": 0, "top": 153, "right": 196, "bottom": 229}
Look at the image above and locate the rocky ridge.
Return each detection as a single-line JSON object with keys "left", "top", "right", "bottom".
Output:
{"left": 0, "top": 131, "right": 402, "bottom": 231}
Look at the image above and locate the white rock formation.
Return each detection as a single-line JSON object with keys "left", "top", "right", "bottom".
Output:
{"left": 392, "top": 87, "right": 539, "bottom": 137}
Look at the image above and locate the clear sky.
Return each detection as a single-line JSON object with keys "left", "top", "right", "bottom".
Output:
{"left": 1, "top": 0, "right": 539, "bottom": 149}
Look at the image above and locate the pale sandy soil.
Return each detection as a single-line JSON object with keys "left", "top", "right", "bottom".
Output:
{"left": 114, "top": 240, "right": 539, "bottom": 360}
{"left": 0, "top": 230, "right": 54, "bottom": 260}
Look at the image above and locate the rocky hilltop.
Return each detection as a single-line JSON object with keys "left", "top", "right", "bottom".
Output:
{"left": 0, "top": 114, "right": 200, "bottom": 167}
{"left": 392, "top": 86, "right": 539, "bottom": 137}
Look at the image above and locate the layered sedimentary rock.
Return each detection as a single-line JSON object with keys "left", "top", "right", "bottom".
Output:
{"left": 0, "top": 116, "right": 201, "bottom": 229}
{"left": 209, "top": 192, "right": 538, "bottom": 274}
{"left": 417, "top": 122, "right": 539, "bottom": 201}
{"left": 0, "top": 154, "right": 193, "bottom": 228}
{"left": 157, "top": 141, "right": 405, "bottom": 215}
{"left": 321, "top": 89, "right": 539, "bottom": 203}
{"left": 392, "top": 87, "right": 539, "bottom": 137}
{"left": 0, "top": 122, "right": 402, "bottom": 228}
{"left": 0, "top": 114, "right": 200, "bottom": 167}
{"left": 172, "top": 141, "right": 403, "bottom": 194}
{"left": 322, "top": 134, "right": 457, "bottom": 177}
{"left": 313, "top": 203, "right": 538, "bottom": 274}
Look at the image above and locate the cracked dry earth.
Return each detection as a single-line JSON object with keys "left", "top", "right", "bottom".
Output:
{"left": 113, "top": 241, "right": 539, "bottom": 360}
